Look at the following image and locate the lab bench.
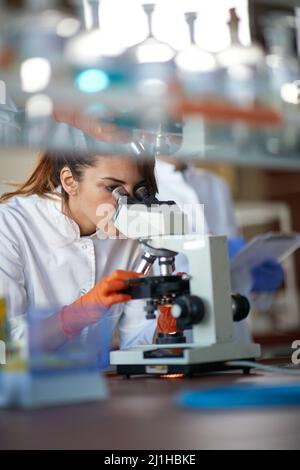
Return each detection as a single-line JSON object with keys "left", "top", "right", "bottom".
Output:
{"left": 0, "top": 361, "right": 300, "bottom": 450}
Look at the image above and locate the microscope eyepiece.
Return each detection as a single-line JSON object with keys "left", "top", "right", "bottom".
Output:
{"left": 112, "top": 186, "right": 129, "bottom": 202}
{"left": 134, "top": 185, "right": 152, "bottom": 201}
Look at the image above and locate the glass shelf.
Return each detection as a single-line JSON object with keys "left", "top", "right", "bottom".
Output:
{"left": 3, "top": 79, "right": 300, "bottom": 171}
{"left": 185, "top": 146, "right": 300, "bottom": 171}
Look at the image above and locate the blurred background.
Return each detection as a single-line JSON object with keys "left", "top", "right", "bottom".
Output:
{"left": 1, "top": 0, "right": 300, "bottom": 357}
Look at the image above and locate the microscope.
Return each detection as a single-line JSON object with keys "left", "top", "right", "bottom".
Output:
{"left": 110, "top": 184, "right": 261, "bottom": 377}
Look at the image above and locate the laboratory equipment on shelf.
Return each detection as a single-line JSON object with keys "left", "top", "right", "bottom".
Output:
{"left": 218, "top": 8, "right": 267, "bottom": 107}
{"left": 262, "top": 12, "right": 300, "bottom": 156}
{"left": 174, "top": 11, "right": 223, "bottom": 159}
{"left": 216, "top": 8, "right": 268, "bottom": 153}
{"left": 264, "top": 13, "right": 300, "bottom": 99}
{"left": 3, "top": 0, "right": 73, "bottom": 68}
{"left": 121, "top": 2, "right": 176, "bottom": 93}
{"left": 1, "top": 1, "right": 300, "bottom": 165}
{"left": 175, "top": 11, "right": 221, "bottom": 98}
{"left": 65, "top": 0, "right": 125, "bottom": 89}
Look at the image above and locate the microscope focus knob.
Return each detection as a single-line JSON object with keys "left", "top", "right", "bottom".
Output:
{"left": 231, "top": 294, "right": 250, "bottom": 322}
{"left": 172, "top": 295, "right": 205, "bottom": 329}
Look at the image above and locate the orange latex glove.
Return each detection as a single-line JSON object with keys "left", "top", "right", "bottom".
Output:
{"left": 157, "top": 305, "right": 178, "bottom": 334}
{"left": 59, "top": 270, "right": 141, "bottom": 339}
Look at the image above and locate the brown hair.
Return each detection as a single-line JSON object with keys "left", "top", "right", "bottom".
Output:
{"left": 0, "top": 150, "right": 158, "bottom": 204}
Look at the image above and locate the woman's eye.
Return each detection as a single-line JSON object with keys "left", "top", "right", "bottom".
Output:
{"left": 105, "top": 185, "right": 119, "bottom": 192}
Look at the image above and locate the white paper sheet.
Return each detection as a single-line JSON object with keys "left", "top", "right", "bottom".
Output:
{"left": 230, "top": 232, "right": 300, "bottom": 271}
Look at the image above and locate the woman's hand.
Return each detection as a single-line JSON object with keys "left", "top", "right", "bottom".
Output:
{"left": 251, "top": 259, "right": 284, "bottom": 293}
{"left": 59, "top": 270, "right": 141, "bottom": 339}
{"left": 77, "top": 269, "right": 141, "bottom": 308}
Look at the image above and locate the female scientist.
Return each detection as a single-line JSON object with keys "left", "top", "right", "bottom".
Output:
{"left": 0, "top": 135, "right": 168, "bottom": 352}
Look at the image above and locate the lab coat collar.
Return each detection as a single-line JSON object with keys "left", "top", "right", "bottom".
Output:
{"left": 45, "top": 191, "right": 100, "bottom": 247}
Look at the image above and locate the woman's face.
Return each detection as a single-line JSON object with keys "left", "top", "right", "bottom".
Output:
{"left": 63, "top": 156, "right": 149, "bottom": 237}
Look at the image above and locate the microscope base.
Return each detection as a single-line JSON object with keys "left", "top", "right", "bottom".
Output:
{"left": 115, "top": 361, "right": 255, "bottom": 377}
{"left": 110, "top": 341, "right": 261, "bottom": 377}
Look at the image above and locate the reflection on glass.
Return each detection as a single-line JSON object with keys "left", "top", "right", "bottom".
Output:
{"left": 0, "top": 304, "right": 111, "bottom": 408}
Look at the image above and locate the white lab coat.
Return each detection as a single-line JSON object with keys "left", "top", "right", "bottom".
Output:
{"left": 155, "top": 159, "right": 252, "bottom": 342}
{"left": 0, "top": 194, "right": 156, "bottom": 350}
{"left": 155, "top": 159, "right": 238, "bottom": 238}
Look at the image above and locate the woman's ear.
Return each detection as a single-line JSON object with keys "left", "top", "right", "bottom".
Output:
{"left": 60, "top": 166, "right": 79, "bottom": 197}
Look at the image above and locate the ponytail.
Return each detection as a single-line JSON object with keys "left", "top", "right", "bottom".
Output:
{"left": 0, "top": 151, "right": 60, "bottom": 203}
